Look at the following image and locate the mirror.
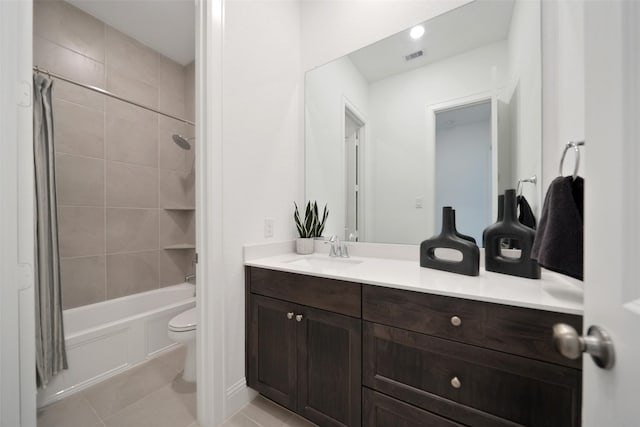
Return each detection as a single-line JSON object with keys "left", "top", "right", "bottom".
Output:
{"left": 305, "top": 0, "right": 541, "bottom": 245}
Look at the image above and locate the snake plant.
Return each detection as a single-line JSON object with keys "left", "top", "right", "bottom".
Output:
{"left": 294, "top": 201, "right": 329, "bottom": 238}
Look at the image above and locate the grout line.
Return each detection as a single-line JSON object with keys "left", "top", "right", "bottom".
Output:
{"left": 80, "top": 393, "right": 105, "bottom": 425}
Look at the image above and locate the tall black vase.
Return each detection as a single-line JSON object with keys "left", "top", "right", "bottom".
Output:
{"left": 483, "top": 190, "right": 540, "bottom": 279}
{"left": 483, "top": 194, "right": 504, "bottom": 247}
{"left": 420, "top": 207, "right": 479, "bottom": 276}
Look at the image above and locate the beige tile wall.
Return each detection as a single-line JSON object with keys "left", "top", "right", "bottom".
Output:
{"left": 34, "top": 0, "right": 196, "bottom": 309}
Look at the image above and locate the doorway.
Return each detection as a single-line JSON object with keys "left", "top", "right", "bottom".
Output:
{"left": 344, "top": 106, "right": 365, "bottom": 242}
{"left": 434, "top": 100, "right": 492, "bottom": 243}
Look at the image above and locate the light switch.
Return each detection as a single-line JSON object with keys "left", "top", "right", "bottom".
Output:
{"left": 264, "top": 218, "right": 274, "bottom": 238}
{"left": 415, "top": 197, "right": 423, "bottom": 208}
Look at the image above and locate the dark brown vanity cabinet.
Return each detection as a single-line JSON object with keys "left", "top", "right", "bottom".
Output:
{"left": 362, "top": 285, "right": 583, "bottom": 427}
{"left": 246, "top": 266, "right": 583, "bottom": 427}
{"left": 246, "top": 267, "right": 362, "bottom": 427}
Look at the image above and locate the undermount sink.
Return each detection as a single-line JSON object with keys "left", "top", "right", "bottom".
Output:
{"left": 284, "top": 255, "right": 363, "bottom": 270}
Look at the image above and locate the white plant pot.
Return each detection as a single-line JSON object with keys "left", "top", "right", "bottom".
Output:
{"left": 296, "top": 238, "right": 314, "bottom": 254}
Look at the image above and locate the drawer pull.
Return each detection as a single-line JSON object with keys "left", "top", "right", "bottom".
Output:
{"left": 450, "top": 316, "right": 462, "bottom": 327}
{"left": 450, "top": 376, "right": 461, "bottom": 389}
{"left": 286, "top": 312, "right": 294, "bottom": 320}
{"left": 295, "top": 314, "right": 304, "bottom": 322}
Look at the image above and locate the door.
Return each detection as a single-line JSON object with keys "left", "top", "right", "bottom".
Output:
{"left": 344, "top": 107, "right": 364, "bottom": 241}
{"left": 248, "top": 295, "right": 297, "bottom": 410}
{"left": 297, "top": 306, "right": 361, "bottom": 427}
{"left": 0, "top": 1, "right": 36, "bottom": 426}
{"left": 580, "top": 1, "right": 640, "bottom": 425}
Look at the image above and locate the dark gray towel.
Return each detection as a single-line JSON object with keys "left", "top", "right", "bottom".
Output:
{"left": 531, "top": 176, "right": 584, "bottom": 280}
{"left": 517, "top": 195, "right": 536, "bottom": 229}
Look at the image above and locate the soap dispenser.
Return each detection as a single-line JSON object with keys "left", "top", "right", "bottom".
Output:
{"left": 483, "top": 189, "right": 540, "bottom": 279}
{"left": 420, "top": 206, "right": 479, "bottom": 276}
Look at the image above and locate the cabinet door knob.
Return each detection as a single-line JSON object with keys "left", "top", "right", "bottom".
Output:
{"left": 450, "top": 376, "right": 461, "bottom": 389}
{"left": 450, "top": 316, "right": 462, "bottom": 327}
{"left": 286, "top": 312, "right": 294, "bottom": 320}
{"left": 295, "top": 314, "right": 303, "bottom": 322}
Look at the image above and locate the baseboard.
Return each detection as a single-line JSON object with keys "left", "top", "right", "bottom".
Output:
{"left": 225, "top": 377, "right": 257, "bottom": 419}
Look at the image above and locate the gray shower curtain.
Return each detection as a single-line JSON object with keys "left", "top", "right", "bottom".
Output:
{"left": 33, "top": 73, "right": 67, "bottom": 387}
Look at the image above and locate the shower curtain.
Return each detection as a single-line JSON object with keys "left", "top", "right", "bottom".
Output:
{"left": 33, "top": 73, "right": 67, "bottom": 387}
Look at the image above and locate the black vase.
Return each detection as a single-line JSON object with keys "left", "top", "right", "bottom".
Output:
{"left": 420, "top": 207, "right": 479, "bottom": 276}
{"left": 483, "top": 189, "right": 540, "bottom": 279}
{"left": 483, "top": 194, "right": 504, "bottom": 248}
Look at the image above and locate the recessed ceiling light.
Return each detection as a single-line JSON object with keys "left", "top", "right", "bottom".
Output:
{"left": 410, "top": 25, "right": 425, "bottom": 40}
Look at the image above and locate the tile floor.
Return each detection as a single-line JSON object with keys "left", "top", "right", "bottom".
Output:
{"left": 37, "top": 346, "right": 316, "bottom": 427}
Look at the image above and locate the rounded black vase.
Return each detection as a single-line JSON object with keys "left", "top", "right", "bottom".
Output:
{"left": 483, "top": 190, "right": 540, "bottom": 279}
{"left": 420, "top": 207, "right": 479, "bottom": 276}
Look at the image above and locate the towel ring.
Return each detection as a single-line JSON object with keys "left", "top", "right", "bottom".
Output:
{"left": 559, "top": 141, "right": 585, "bottom": 180}
{"left": 516, "top": 175, "right": 537, "bottom": 197}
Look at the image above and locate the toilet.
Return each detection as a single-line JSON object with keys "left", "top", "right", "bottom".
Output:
{"left": 168, "top": 307, "right": 197, "bottom": 382}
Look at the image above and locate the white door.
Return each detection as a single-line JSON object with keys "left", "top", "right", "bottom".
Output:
{"left": 579, "top": 1, "right": 640, "bottom": 424}
{"left": 344, "top": 107, "right": 364, "bottom": 241}
{"left": 0, "top": 0, "right": 37, "bottom": 426}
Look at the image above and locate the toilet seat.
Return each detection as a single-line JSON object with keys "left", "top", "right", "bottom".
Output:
{"left": 169, "top": 307, "right": 197, "bottom": 332}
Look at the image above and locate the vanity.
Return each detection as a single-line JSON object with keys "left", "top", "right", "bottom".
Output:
{"left": 244, "top": 251, "right": 583, "bottom": 427}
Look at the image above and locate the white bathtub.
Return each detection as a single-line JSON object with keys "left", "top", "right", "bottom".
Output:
{"left": 37, "top": 283, "right": 196, "bottom": 407}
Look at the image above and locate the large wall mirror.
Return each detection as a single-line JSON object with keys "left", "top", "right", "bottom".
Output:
{"left": 305, "top": 0, "right": 541, "bottom": 245}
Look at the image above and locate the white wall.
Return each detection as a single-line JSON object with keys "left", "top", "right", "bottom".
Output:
{"left": 366, "top": 41, "right": 507, "bottom": 243}
{"left": 305, "top": 56, "right": 368, "bottom": 238}
{"left": 541, "top": 0, "right": 585, "bottom": 192}
{"left": 221, "top": 0, "right": 302, "bottom": 416}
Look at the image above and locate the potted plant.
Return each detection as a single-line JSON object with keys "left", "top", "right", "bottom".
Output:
{"left": 294, "top": 201, "right": 329, "bottom": 254}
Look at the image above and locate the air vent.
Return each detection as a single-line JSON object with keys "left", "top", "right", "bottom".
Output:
{"left": 405, "top": 50, "right": 424, "bottom": 61}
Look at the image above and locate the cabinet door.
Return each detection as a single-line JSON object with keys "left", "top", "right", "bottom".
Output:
{"left": 297, "top": 306, "right": 361, "bottom": 427}
{"left": 364, "top": 322, "right": 581, "bottom": 427}
{"left": 248, "top": 294, "right": 297, "bottom": 410}
{"left": 363, "top": 388, "right": 465, "bottom": 427}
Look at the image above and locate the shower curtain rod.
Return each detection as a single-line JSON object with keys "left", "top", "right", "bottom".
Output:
{"left": 33, "top": 66, "right": 195, "bottom": 126}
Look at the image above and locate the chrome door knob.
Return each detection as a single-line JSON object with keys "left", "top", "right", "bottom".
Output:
{"left": 552, "top": 323, "right": 615, "bottom": 369}
{"left": 295, "top": 314, "right": 303, "bottom": 322}
{"left": 286, "top": 312, "right": 294, "bottom": 320}
{"left": 450, "top": 316, "right": 462, "bottom": 327}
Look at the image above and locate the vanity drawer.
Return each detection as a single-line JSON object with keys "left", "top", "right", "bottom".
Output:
{"left": 363, "top": 388, "right": 465, "bottom": 427}
{"left": 362, "top": 285, "right": 582, "bottom": 368}
{"left": 363, "top": 322, "right": 581, "bottom": 427}
{"left": 248, "top": 267, "right": 361, "bottom": 318}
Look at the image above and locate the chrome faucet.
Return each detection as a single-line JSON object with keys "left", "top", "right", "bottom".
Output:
{"left": 329, "top": 235, "right": 350, "bottom": 258}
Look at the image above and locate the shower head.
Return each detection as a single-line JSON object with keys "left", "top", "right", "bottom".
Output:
{"left": 172, "top": 134, "right": 193, "bottom": 150}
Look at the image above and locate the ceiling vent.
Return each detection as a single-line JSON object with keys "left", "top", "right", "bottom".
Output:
{"left": 405, "top": 50, "right": 424, "bottom": 61}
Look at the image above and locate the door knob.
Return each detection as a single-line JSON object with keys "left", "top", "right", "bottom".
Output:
{"left": 286, "top": 312, "right": 294, "bottom": 320}
{"left": 295, "top": 314, "right": 303, "bottom": 322}
{"left": 552, "top": 323, "right": 615, "bottom": 369}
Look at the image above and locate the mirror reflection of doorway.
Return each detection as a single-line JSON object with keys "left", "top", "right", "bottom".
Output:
{"left": 345, "top": 107, "right": 365, "bottom": 241}
{"left": 434, "top": 100, "right": 492, "bottom": 243}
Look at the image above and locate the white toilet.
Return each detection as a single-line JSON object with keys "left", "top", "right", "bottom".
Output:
{"left": 168, "top": 307, "right": 197, "bottom": 382}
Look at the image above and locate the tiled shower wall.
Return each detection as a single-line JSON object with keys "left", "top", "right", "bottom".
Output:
{"left": 34, "top": 0, "right": 196, "bottom": 309}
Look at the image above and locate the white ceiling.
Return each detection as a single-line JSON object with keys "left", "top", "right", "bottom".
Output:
{"left": 348, "top": 0, "right": 515, "bottom": 83}
{"left": 66, "top": 0, "right": 195, "bottom": 66}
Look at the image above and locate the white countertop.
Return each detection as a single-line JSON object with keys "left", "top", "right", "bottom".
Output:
{"left": 245, "top": 251, "right": 584, "bottom": 315}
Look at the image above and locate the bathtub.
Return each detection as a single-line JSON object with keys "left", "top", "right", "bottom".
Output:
{"left": 37, "top": 283, "right": 196, "bottom": 407}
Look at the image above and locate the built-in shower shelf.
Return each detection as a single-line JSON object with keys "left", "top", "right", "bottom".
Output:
{"left": 163, "top": 244, "right": 196, "bottom": 250}
{"left": 163, "top": 207, "right": 195, "bottom": 211}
